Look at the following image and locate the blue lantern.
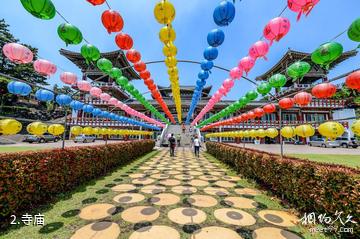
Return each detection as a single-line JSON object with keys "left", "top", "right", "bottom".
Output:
{"left": 213, "top": 0, "right": 236, "bottom": 27}
{"left": 92, "top": 108, "right": 102, "bottom": 116}
{"left": 70, "top": 100, "right": 84, "bottom": 111}
{"left": 102, "top": 111, "right": 110, "bottom": 118}
{"left": 201, "top": 60, "right": 214, "bottom": 71}
{"left": 207, "top": 29, "right": 225, "bottom": 47}
{"left": 109, "top": 113, "right": 116, "bottom": 120}
{"left": 7, "top": 81, "right": 32, "bottom": 96}
{"left": 83, "top": 104, "right": 94, "bottom": 113}
{"left": 55, "top": 94, "right": 72, "bottom": 106}
{"left": 198, "top": 70, "right": 209, "bottom": 80}
{"left": 35, "top": 89, "right": 54, "bottom": 102}
{"left": 204, "top": 47, "right": 218, "bottom": 61}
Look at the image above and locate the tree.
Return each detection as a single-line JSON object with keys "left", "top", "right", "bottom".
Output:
{"left": 0, "top": 19, "right": 47, "bottom": 85}
{"left": 53, "top": 84, "right": 75, "bottom": 95}
{"left": 333, "top": 84, "right": 360, "bottom": 117}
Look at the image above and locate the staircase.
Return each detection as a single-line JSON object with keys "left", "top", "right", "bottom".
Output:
{"left": 158, "top": 125, "right": 193, "bottom": 147}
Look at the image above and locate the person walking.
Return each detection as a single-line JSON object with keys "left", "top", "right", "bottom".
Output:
{"left": 168, "top": 133, "right": 176, "bottom": 157}
{"left": 181, "top": 123, "right": 186, "bottom": 134}
{"left": 193, "top": 135, "right": 200, "bottom": 158}
{"left": 176, "top": 134, "right": 181, "bottom": 147}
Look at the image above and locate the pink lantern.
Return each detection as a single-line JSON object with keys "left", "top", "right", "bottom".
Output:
{"left": 239, "top": 56, "right": 255, "bottom": 75}
{"left": 90, "top": 87, "right": 102, "bottom": 98}
{"left": 223, "top": 78, "right": 235, "bottom": 89}
{"left": 219, "top": 86, "right": 227, "bottom": 95}
{"left": 249, "top": 41, "right": 269, "bottom": 60}
{"left": 33, "top": 59, "right": 57, "bottom": 76}
{"left": 60, "top": 72, "right": 77, "bottom": 85}
{"left": 2, "top": 43, "right": 33, "bottom": 64}
{"left": 263, "top": 17, "right": 291, "bottom": 45}
{"left": 77, "top": 80, "right": 91, "bottom": 92}
{"left": 229, "top": 67, "right": 243, "bottom": 80}
{"left": 108, "top": 97, "right": 118, "bottom": 106}
{"left": 288, "top": 0, "right": 320, "bottom": 21}
{"left": 100, "top": 93, "right": 111, "bottom": 101}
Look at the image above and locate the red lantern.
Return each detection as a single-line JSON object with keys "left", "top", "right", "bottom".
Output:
{"left": 101, "top": 10, "right": 124, "bottom": 34}
{"left": 248, "top": 111, "right": 256, "bottom": 119}
{"left": 152, "top": 91, "right": 161, "bottom": 99}
{"left": 87, "top": 0, "right": 105, "bottom": 6}
{"left": 140, "top": 70, "right": 151, "bottom": 80}
{"left": 242, "top": 113, "right": 249, "bottom": 121}
{"left": 115, "top": 33, "right": 133, "bottom": 50}
{"left": 144, "top": 78, "right": 154, "bottom": 86}
{"left": 148, "top": 84, "right": 156, "bottom": 91}
{"left": 253, "top": 108, "right": 265, "bottom": 118}
{"left": 234, "top": 116, "right": 243, "bottom": 123}
{"left": 134, "top": 61, "right": 146, "bottom": 72}
{"left": 279, "top": 98, "right": 294, "bottom": 109}
{"left": 263, "top": 103, "right": 276, "bottom": 113}
{"left": 345, "top": 70, "right": 360, "bottom": 91}
{"left": 311, "top": 83, "right": 337, "bottom": 98}
{"left": 126, "top": 49, "right": 141, "bottom": 63}
{"left": 294, "top": 92, "right": 312, "bottom": 106}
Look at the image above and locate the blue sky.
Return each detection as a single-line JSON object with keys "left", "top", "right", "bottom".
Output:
{"left": 1, "top": 0, "right": 359, "bottom": 101}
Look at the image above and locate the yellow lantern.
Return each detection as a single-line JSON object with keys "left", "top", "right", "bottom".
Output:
{"left": 159, "top": 25, "right": 176, "bottom": 44}
{"left": 0, "top": 119, "right": 22, "bottom": 135}
{"left": 351, "top": 120, "right": 360, "bottom": 136}
{"left": 295, "top": 124, "right": 315, "bottom": 138}
{"left": 165, "top": 56, "right": 177, "bottom": 67}
{"left": 163, "top": 43, "right": 177, "bottom": 57}
{"left": 83, "top": 127, "right": 93, "bottom": 135}
{"left": 27, "top": 122, "right": 47, "bottom": 136}
{"left": 48, "top": 124, "right": 65, "bottom": 136}
{"left": 243, "top": 130, "right": 250, "bottom": 138}
{"left": 92, "top": 127, "right": 100, "bottom": 135}
{"left": 248, "top": 129, "right": 256, "bottom": 138}
{"left": 99, "top": 128, "right": 108, "bottom": 135}
{"left": 167, "top": 66, "right": 178, "bottom": 76}
{"left": 266, "top": 128, "right": 279, "bottom": 138}
{"left": 154, "top": 0, "right": 175, "bottom": 24}
{"left": 318, "top": 122, "right": 345, "bottom": 140}
{"left": 257, "top": 129, "right": 266, "bottom": 138}
{"left": 70, "top": 126, "right": 83, "bottom": 136}
{"left": 280, "top": 126, "right": 296, "bottom": 139}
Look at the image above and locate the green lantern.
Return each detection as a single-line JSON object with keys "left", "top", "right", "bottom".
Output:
{"left": 57, "top": 23, "right": 83, "bottom": 46}
{"left": 269, "top": 73, "right": 287, "bottom": 89}
{"left": 239, "top": 96, "right": 249, "bottom": 106}
{"left": 116, "top": 76, "right": 128, "bottom": 87}
{"left": 257, "top": 82, "right": 272, "bottom": 96}
{"left": 20, "top": 0, "right": 56, "bottom": 20}
{"left": 109, "top": 67, "right": 122, "bottom": 79}
{"left": 287, "top": 61, "right": 311, "bottom": 81}
{"left": 233, "top": 101, "right": 243, "bottom": 109}
{"left": 311, "top": 42, "right": 343, "bottom": 70}
{"left": 81, "top": 44, "right": 100, "bottom": 64}
{"left": 97, "top": 58, "right": 113, "bottom": 73}
{"left": 245, "top": 90, "right": 258, "bottom": 101}
{"left": 348, "top": 18, "right": 360, "bottom": 42}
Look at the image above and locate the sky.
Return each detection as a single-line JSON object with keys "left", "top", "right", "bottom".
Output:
{"left": 1, "top": 0, "right": 359, "bottom": 101}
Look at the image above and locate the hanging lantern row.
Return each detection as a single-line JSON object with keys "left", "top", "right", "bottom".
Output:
{"left": 70, "top": 126, "right": 153, "bottom": 137}
{"left": 154, "top": 0, "right": 182, "bottom": 123}
{"left": 186, "top": 0, "right": 236, "bottom": 124}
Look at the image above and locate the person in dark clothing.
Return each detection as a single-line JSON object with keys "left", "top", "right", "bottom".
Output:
{"left": 168, "top": 133, "right": 176, "bottom": 156}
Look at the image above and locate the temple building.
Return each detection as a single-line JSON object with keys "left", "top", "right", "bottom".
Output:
{"left": 60, "top": 48, "right": 357, "bottom": 142}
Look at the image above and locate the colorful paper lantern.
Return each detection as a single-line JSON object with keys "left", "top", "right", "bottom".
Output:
{"left": 207, "top": 29, "right": 225, "bottom": 47}
{"left": 115, "top": 33, "right": 133, "bottom": 50}
{"left": 266, "top": 128, "right": 279, "bottom": 138}
{"left": 294, "top": 92, "right": 312, "bottom": 106}
{"left": 279, "top": 98, "right": 294, "bottom": 109}
{"left": 35, "top": 89, "right": 54, "bottom": 102}
{"left": 55, "top": 94, "right": 72, "bottom": 106}
{"left": 257, "top": 82, "right": 272, "bottom": 96}
{"left": 163, "top": 43, "right": 177, "bottom": 57}
{"left": 81, "top": 44, "right": 100, "bottom": 64}
{"left": 286, "top": 61, "right": 311, "bottom": 80}
{"left": 33, "top": 59, "right": 57, "bottom": 76}
{"left": 20, "top": 0, "right": 56, "bottom": 20}
{"left": 253, "top": 108, "right": 265, "bottom": 118}
{"left": 280, "top": 126, "right": 296, "bottom": 138}
{"left": 295, "top": 124, "right": 315, "bottom": 138}
{"left": 213, "top": 0, "right": 236, "bottom": 27}
{"left": 154, "top": 0, "right": 175, "bottom": 24}
{"left": 77, "top": 80, "right": 91, "bottom": 92}
{"left": 311, "top": 42, "right": 343, "bottom": 70}
{"left": 288, "top": 0, "right": 320, "bottom": 21}
{"left": 109, "top": 67, "right": 122, "bottom": 79}
{"left": 86, "top": 0, "right": 105, "bottom": 6}
{"left": 90, "top": 87, "right": 102, "bottom": 98}
{"left": 239, "top": 56, "right": 255, "bottom": 75}
{"left": 311, "top": 83, "right": 337, "bottom": 98}
{"left": 159, "top": 25, "right": 176, "bottom": 44}
{"left": 126, "top": 49, "right": 141, "bottom": 63}
{"left": 101, "top": 10, "right": 124, "bottom": 34}
{"left": 318, "top": 122, "right": 345, "bottom": 141}
{"left": 83, "top": 104, "right": 94, "bottom": 113}
{"left": 70, "top": 126, "right": 83, "bottom": 136}
{"left": 70, "top": 100, "right": 84, "bottom": 111}
{"left": 257, "top": 129, "right": 267, "bottom": 138}
{"left": 351, "top": 120, "right": 360, "bottom": 136}
{"left": 2, "top": 43, "right": 33, "bottom": 64}
{"left": 134, "top": 61, "right": 146, "bottom": 72}
{"left": 100, "top": 93, "right": 111, "bottom": 101}
{"left": 57, "top": 23, "right": 83, "bottom": 46}
{"left": 245, "top": 90, "right": 258, "bottom": 101}
{"left": 7, "top": 81, "right": 32, "bottom": 96}
{"left": 83, "top": 127, "right": 94, "bottom": 135}
{"left": 269, "top": 73, "right": 287, "bottom": 89}
{"left": 263, "top": 103, "right": 276, "bottom": 113}
{"left": 0, "top": 119, "right": 22, "bottom": 135}
{"left": 345, "top": 70, "right": 360, "bottom": 91}
{"left": 60, "top": 72, "right": 77, "bottom": 85}
{"left": 97, "top": 58, "right": 113, "bottom": 73}
{"left": 27, "top": 122, "right": 47, "bottom": 136}
{"left": 48, "top": 124, "right": 64, "bottom": 136}
{"left": 249, "top": 41, "right": 269, "bottom": 60}
{"left": 229, "top": 67, "right": 243, "bottom": 80}
{"left": 347, "top": 18, "right": 360, "bottom": 42}
{"left": 263, "top": 17, "right": 291, "bottom": 45}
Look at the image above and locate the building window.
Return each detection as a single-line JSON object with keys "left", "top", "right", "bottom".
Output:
{"left": 262, "top": 113, "right": 276, "bottom": 121}
{"left": 282, "top": 113, "right": 297, "bottom": 121}
{"left": 305, "top": 113, "right": 325, "bottom": 122}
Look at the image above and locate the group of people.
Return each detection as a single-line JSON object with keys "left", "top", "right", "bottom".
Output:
{"left": 168, "top": 123, "right": 201, "bottom": 157}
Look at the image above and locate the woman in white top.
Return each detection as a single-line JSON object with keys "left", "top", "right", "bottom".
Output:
{"left": 193, "top": 135, "right": 200, "bottom": 158}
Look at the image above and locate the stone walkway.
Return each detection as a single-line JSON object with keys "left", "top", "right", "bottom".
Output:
{"left": 70, "top": 148, "right": 304, "bottom": 239}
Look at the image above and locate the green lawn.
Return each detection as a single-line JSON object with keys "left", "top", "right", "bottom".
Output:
{"left": 0, "top": 146, "right": 49, "bottom": 153}
{"left": 290, "top": 154, "right": 360, "bottom": 168}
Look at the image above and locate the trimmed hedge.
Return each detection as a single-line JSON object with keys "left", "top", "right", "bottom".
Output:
{"left": 0, "top": 140, "right": 154, "bottom": 224}
{"left": 206, "top": 142, "right": 360, "bottom": 236}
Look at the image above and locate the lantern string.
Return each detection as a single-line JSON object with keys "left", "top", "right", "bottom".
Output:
{"left": 329, "top": 29, "right": 348, "bottom": 42}
{"left": 105, "top": 1, "right": 111, "bottom": 9}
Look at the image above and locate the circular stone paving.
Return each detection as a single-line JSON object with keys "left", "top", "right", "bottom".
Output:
{"left": 111, "top": 184, "right": 136, "bottom": 192}
{"left": 186, "top": 171, "right": 204, "bottom": 176}
{"left": 143, "top": 169, "right": 160, "bottom": 174}
{"left": 129, "top": 173, "right": 147, "bottom": 179}
{"left": 129, "top": 225, "right": 180, "bottom": 239}
{"left": 132, "top": 178, "right": 155, "bottom": 185}
{"left": 171, "top": 186, "right": 197, "bottom": 194}
{"left": 214, "top": 180, "right": 237, "bottom": 188}
{"left": 193, "top": 226, "right": 243, "bottom": 239}
{"left": 174, "top": 174, "right": 194, "bottom": 180}
{"left": 159, "top": 179, "right": 181, "bottom": 186}
{"left": 150, "top": 173, "right": 170, "bottom": 179}
{"left": 222, "top": 175, "right": 242, "bottom": 181}
{"left": 149, "top": 193, "right": 180, "bottom": 206}
{"left": 258, "top": 210, "right": 299, "bottom": 227}
{"left": 234, "top": 188, "right": 261, "bottom": 196}
{"left": 189, "top": 179, "right": 209, "bottom": 187}
{"left": 163, "top": 170, "right": 181, "bottom": 175}
{"left": 121, "top": 206, "right": 159, "bottom": 223}
{"left": 188, "top": 194, "right": 217, "bottom": 207}
{"left": 113, "top": 193, "right": 145, "bottom": 204}
{"left": 79, "top": 203, "right": 116, "bottom": 220}
{"left": 203, "top": 186, "right": 230, "bottom": 196}
{"left": 199, "top": 175, "right": 219, "bottom": 181}
{"left": 70, "top": 221, "right": 120, "bottom": 239}
{"left": 140, "top": 185, "right": 166, "bottom": 194}
{"left": 214, "top": 208, "right": 256, "bottom": 226}
{"left": 168, "top": 207, "right": 207, "bottom": 225}
{"left": 252, "top": 227, "right": 302, "bottom": 239}
{"left": 223, "top": 196, "right": 258, "bottom": 209}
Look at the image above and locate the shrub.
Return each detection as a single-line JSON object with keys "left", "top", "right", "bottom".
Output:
{"left": 206, "top": 142, "right": 360, "bottom": 236}
{"left": 0, "top": 140, "right": 154, "bottom": 225}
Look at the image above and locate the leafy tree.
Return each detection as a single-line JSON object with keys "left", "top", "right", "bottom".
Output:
{"left": 333, "top": 84, "right": 360, "bottom": 117}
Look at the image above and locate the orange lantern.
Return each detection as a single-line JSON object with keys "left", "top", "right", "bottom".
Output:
{"left": 101, "top": 10, "right": 124, "bottom": 34}
{"left": 294, "top": 92, "right": 312, "bottom": 106}
{"left": 115, "top": 33, "right": 133, "bottom": 50}
{"left": 345, "top": 70, "right": 360, "bottom": 91}
{"left": 311, "top": 83, "right": 337, "bottom": 98}
{"left": 126, "top": 49, "right": 141, "bottom": 63}
{"left": 279, "top": 98, "right": 294, "bottom": 109}
{"left": 263, "top": 103, "right": 276, "bottom": 113}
